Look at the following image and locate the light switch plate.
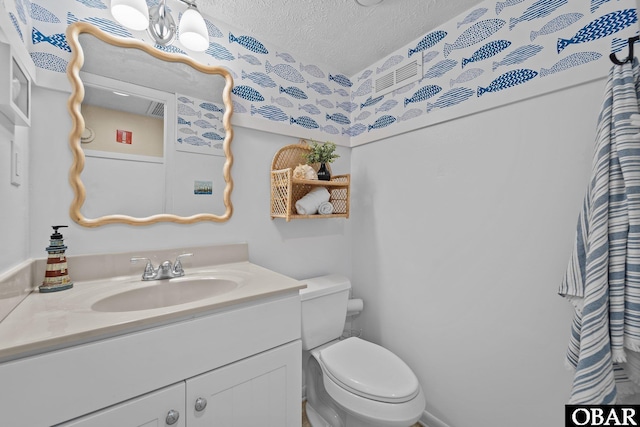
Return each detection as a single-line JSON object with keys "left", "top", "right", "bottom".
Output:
{"left": 11, "top": 139, "right": 21, "bottom": 186}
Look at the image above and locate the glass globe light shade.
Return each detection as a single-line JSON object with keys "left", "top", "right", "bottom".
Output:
{"left": 111, "top": 0, "right": 150, "bottom": 31}
{"left": 178, "top": 7, "right": 209, "bottom": 52}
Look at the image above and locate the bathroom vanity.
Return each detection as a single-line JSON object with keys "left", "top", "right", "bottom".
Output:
{"left": 0, "top": 244, "right": 304, "bottom": 427}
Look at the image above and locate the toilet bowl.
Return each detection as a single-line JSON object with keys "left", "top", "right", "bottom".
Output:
{"left": 301, "top": 275, "right": 425, "bottom": 427}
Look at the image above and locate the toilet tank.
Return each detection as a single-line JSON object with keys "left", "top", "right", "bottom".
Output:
{"left": 300, "top": 274, "right": 351, "bottom": 350}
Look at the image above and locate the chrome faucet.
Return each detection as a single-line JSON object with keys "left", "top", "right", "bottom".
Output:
{"left": 131, "top": 253, "right": 193, "bottom": 281}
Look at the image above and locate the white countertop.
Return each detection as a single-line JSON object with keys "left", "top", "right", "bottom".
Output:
{"left": 0, "top": 261, "right": 305, "bottom": 362}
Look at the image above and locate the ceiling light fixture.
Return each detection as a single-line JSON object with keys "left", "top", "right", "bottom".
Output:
{"left": 110, "top": 0, "right": 209, "bottom": 52}
{"left": 355, "top": 0, "right": 383, "bottom": 6}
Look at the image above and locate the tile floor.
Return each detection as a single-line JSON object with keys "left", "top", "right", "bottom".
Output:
{"left": 302, "top": 401, "right": 421, "bottom": 427}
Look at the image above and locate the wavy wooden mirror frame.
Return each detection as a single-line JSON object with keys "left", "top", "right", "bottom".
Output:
{"left": 66, "top": 22, "right": 234, "bottom": 227}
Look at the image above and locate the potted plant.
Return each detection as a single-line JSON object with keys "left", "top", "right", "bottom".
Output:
{"left": 304, "top": 140, "right": 339, "bottom": 181}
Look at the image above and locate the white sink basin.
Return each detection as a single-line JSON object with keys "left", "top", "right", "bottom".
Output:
{"left": 91, "top": 277, "right": 239, "bottom": 312}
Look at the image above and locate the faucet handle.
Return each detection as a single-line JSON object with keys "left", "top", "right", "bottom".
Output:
{"left": 131, "top": 257, "right": 156, "bottom": 279}
{"left": 173, "top": 253, "right": 193, "bottom": 276}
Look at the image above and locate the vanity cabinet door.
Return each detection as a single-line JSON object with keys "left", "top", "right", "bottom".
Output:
{"left": 57, "top": 382, "right": 186, "bottom": 427}
{"left": 186, "top": 340, "right": 302, "bottom": 427}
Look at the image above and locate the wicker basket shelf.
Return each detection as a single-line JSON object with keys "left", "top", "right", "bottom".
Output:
{"left": 271, "top": 140, "right": 350, "bottom": 221}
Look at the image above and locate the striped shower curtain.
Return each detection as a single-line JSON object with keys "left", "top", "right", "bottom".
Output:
{"left": 560, "top": 58, "right": 640, "bottom": 404}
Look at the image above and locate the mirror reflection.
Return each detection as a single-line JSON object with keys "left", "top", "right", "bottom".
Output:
{"left": 67, "top": 22, "right": 234, "bottom": 226}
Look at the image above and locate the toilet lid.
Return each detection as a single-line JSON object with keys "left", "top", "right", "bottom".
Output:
{"left": 318, "top": 337, "right": 420, "bottom": 403}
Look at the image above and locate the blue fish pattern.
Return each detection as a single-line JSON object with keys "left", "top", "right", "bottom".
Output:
{"left": 352, "top": 79, "right": 373, "bottom": 98}
{"left": 360, "top": 95, "right": 385, "bottom": 109}
{"left": 426, "top": 87, "right": 475, "bottom": 112}
{"left": 202, "top": 132, "right": 224, "bottom": 141}
{"left": 229, "top": 32, "right": 268, "bottom": 54}
{"left": 337, "top": 102, "right": 359, "bottom": 113}
{"left": 204, "top": 19, "right": 223, "bottom": 38}
{"left": 179, "top": 128, "right": 198, "bottom": 135}
{"left": 496, "top": 0, "right": 525, "bottom": 15}
{"left": 530, "top": 13, "right": 583, "bottom": 42}
{"left": 404, "top": 85, "right": 442, "bottom": 107}
{"left": 316, "top": 99, "right": 335, "bottom": 109}
{"left": 450, "top": 68, "right": 484, "bottom": 87}
{"left": 15, "top": 0, "right": 27, "bottom": 24}
{"left": 203, "top": 113, "right": 217, "bottom": 120}
{"left": 67, "top": 12, "right": 132, "bottom": 38}
{"left": 177, "top": 104, "right": 201, "bottom": 117}
{"left": 266, "top": 61, "right": 305, "bottom": 83}
{"left": 9, "top": 13, "right": 23, "bottom": 41}
{"left": 30, "top": 52, "right": 67, "bottom": 72}
{"left": 477, "top": 69, "right": 538, "bottom": 96}
{"left": 76, "top": 0, "right": 107, "bottom": 9}
{"left": 251, "top": 105, "right": 289, "bottom": 122}
{"left": 368, "top": 115, "right": 396, "bottom": 132}
{"left": 443, "top": 19, "right": 506, "bottom": 57}
{"left": 492, "top": 44, "right": 543, "bottom": 71}
{"left": 155, "top": 44, "right": 186, "bottom": 55}
{"left": 408, "top": 31, "right": 448, "bottom": 57}
{"left": 458, "top": 8, "right": 488, "bottom": 28}
{"left": 299, "top": 104, "right": 321, "bottom": 115}
{"left": 238, "top": 53, "right": 262, "bottom": 66}
{"left": 279, "top": 86, "right": 308, "bottom": 100}
{"left": 272, "top": 96, "right": 294, "bottom": 108}
{"left": 423, "top": 51, "right": 440, "bottom": 64}
{"left": 557, "top": 9, "right": 637, "bottom": 53}
{"left": 276, "top": 52, "right": 296, "bottom": 63}
{"left": 342, "top": 124, "right": 367, "bottom": 137}
{"left": 392, "top": 83, "right": 417, "bottom": 96}
{"left": 334, "top": 88, "right": 350, "bottom": 97}
{"left": 396, "top": 109, "right": 423, "bottom": 122}
{"left": 321, "top": 125, "right": 340, "bottom": 135}
{"left": 358, "top": 70, "right": 373, "bottom": 81}
{"left": 232, "top": 85, "right": 265, "bottom": 102}
{"left": 300, "top": 63, "right": 326, "bottom": 79}
{"left": 178, "top": 97, "right": 194, "bottom": 105}
{"left": 591, "top": 0, "right": 613, "bottom": 13}
{"left": 290, "top": 116, "right": 319, "bottom": 129}
{"left": 375, "top": 100, "right": 399, "bottom": 113}
{"left": 539, "top": 51, "right": 602, "bottom": 77}
{"left": 31, "top": 3, "right": 60, "bottom": 23}
{"left": 242, "top": 70, "right": 276, "bottom": 88}
{"left": 205, "top": 43, "right": 234, "bottom": 61}
{"left": 377, "top": 55, "right": 404, "bottom": 74}
{"left": 326, "top": 113, "right": 351, "bottom": 125}
{"left": 329, "top": 74, "right": 353, "bottom": 87}
{"left": 200, "top": 103, "right": 224, "bottom": 113}
{"left": 461, "top": 40, "right": 511, "bottom": 68}
{"left": 509, "top": 0, "right": 568, "bottom": 30}
{"left": 179, "top": 136, "right": 209, "bottom": 147}
{"left": 194, "top": 119, "right": 215, "bottom": 129}
{"left": 424, "top": 59, "right": 458, "bottom": 79}
{"left": 232, "top": 101, "right": 248, "bottom": 114}
{"left": 178, "top": 117, "right": 191, "bottom": 126}
{"left": 307, "top": 81, "right": 333, "bottom": 95}
{"left": 32, "top": 28, "right": 71, "bottom": 52}
{"left": 355, "top": 111, "right": 372, "bottom": 121}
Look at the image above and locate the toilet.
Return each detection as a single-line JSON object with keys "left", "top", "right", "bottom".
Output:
{"left": 300, "top": 274, "right": 425, "bottom": 427}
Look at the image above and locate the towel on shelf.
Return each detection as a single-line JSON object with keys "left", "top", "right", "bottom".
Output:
{"left": 318, "top": 201, "right": 334, "bottom": 215}
{"left": 295, "top": 187, "right": 330, "bottom": 215}
{"left": 560, "top": 59, "right": 640, "bottom": 404}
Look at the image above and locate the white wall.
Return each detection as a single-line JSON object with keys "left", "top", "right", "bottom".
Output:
{"left": 350, "top": 78, "right": 603, "bottom": 426}
{"left": 27, "top": 85, "right": 352, "bottom": 280}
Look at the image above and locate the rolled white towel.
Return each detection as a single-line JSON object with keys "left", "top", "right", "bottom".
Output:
{"left": 317, "top": 201, "right": 334, "bottom": 215}
{"left": 295, "top": 187, "right": 330, "bottom": 215}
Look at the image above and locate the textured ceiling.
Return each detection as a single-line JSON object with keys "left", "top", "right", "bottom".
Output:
{"left": 197, "top": 0, "right": 485, "bottom": 77}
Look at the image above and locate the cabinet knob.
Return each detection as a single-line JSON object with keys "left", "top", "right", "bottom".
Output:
{"left": 166, "top": 409, "right": 180, "bottom": 425}
{"left": 195, "top": 397, "right": 208, "bottom": 412}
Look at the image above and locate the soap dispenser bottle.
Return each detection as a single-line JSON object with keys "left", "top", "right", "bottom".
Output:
{"left": 39, "top": 225, "right": 73, "bottom": 293}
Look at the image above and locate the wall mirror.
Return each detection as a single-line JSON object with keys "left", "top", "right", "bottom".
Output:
{"left": 67, "top": 22, "right": 234, "bottom": 226}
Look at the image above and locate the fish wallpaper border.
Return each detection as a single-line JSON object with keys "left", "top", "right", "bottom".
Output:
{"left": 0, "top": 0, "right": 638, "bottom": 147}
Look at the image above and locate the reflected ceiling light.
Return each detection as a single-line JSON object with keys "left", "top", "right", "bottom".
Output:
{"left": 110, "top": 0, "right": 209, "bottom": 52}
{"left": 355, "top": 0, "right": 383, "bottom": 5}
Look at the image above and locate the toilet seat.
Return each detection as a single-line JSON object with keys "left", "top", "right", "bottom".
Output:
{"left": 317, "top": 337, "right": 420, "bottom": 403}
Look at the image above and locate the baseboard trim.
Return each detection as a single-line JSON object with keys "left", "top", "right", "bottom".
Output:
{"left": 420, "top": 409, "right": 450, "bottom": 427}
